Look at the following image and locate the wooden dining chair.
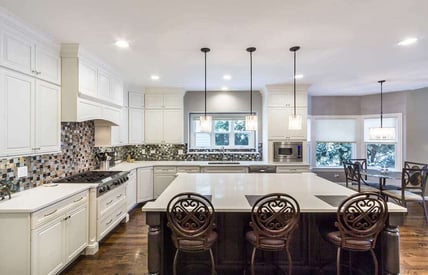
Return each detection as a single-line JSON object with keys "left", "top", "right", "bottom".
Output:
{"left": 166, "top": 192, "right": 217, "bottom": 275}
{"left": 245, "top": 193, "right": 300, "bottom": 275}
{"left": 382, "top": 166, "right": 428, "bottom": 222}
{"left": 322, "top": 192, "right": 388, "bottom": 275}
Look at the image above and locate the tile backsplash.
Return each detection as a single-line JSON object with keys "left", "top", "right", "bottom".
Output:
{"left": 0, "top": 121, "right": 96, "bottom": 192}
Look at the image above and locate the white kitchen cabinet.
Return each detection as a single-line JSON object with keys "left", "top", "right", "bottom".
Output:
{"left": 176, "top": 166, "right": 201, "bottom": 173}
{"left": 129, "top": 91, "right": 145, "bottom": 108}
{"left": 97, "top": 68, "right": 110, "bottom": 101}
{"left": 137, "top": 167, "right": 154, "bottom": 202}
{"left": 145, "top": 93, "right": 182, "bottom": 109}
{"left": 111, "top": 77, "right": 124, "bottom": 106}
{"left": 153, "top": 166, "right": 176, "bottom": 198}
{"left": 268, "top": 107, "right": 307, "bottom": 140}
{"left": 35, "top": 80, "right": 61, "bottom": 154}
{"left": 0, "top": 25, "right": 61, "bottom": 85}
{"left": 129, "top": 108, "right": 145, "bottom": 144}
{"left": 79, "top": 59, "right": 98, "bottom": 98}
{"left": 201, "top": 166, "right": 249, "bottom": 173}
{"left": 145, "top": 109, "right": 183, "bottom": 144}
{"left": 267, "top": 90, "right": 307, "bottom": 108}
{"left": 111, "top": 106, "right": 129, "bottom": 146}
{"left": 126, "top": 169, "right": 137, "bottom": 211}
{"left": 31, "top": 191, "right": 89, "bottom": 275}
{"left": 276, "top": 165, "right": 310, "bottom": 173}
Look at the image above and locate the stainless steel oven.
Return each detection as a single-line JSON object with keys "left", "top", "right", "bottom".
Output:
{"left": 273, "top": 142, "right": 303, "bottom": 162}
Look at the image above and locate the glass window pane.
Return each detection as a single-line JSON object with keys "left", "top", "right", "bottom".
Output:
{"left": 366, "top": 144, "right": 396, "bottom": 168}
{"left": 316, "top": 142, "right": 353, "bottom": 167}
{"left": 234, "top": 133, "right": 249, "bottom": 146}
{"left": 234, "top": 120, "right": 246, "bottom": 131}
{"left": 215, "top": 133, "right": 229, "bottom": 146}
{"left": 195, "top": 133, "right": 211, "bottom": 147}
{"left": 214, "top": 120, "right": 229, "bottom": 132}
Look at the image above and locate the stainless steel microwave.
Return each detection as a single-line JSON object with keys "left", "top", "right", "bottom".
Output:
{"left": 273, "top": 142, "right": 303, "bottom": 162}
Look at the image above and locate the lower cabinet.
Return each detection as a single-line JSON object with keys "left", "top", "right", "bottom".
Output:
{"left": 153, "top": 166, "right": 176, "bottom": 198}
{"left": 276, "top": 165, "right": 310, "bottom": 173}
{"left": 126, "top": 169, "right": 137, "bottom": 211}
{"left": 30, "top": 191, "right": 89, "bottom": 275}
{"left": 137, "top": 167, "right": 154, "bottom": 202}
{"left": 201, "top": 166, "right": 249, "bottom": 173}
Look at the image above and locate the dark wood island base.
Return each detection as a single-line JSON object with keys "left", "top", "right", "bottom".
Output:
{"left": 146, "top": 211, "right": 404, "bottom": 275}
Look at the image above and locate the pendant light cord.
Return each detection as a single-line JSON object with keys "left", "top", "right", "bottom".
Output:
{"left": 378, "top": 80, "right": 385, "bottom": 128}
{"left": 250, "top": 50, "right": 253, "bottom": 115}
{"left": 293, "top": 49, "right": 296, "bottom": 116}
{"left": 204, "top": 50, "right": 207, "bottom": 118}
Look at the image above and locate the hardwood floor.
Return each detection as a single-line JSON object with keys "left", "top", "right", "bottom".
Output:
{"left": 62, "top": 203, "right": 428, "bottom": 275}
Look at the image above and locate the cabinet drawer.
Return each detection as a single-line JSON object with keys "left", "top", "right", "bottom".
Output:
{"left": 154, "top": 166, "right": 177, "bottom": 174}
{"left": 176, "top": 166, "right": 200, "bottom": 173}
{"left": 97, "top": 186, "right": 126, "bottom": 218}
{"left": 201, "top": 166, "right": 248, "bottom": 173}
{"left": 31, "top": 191, "right": 88, "bottom": 229}
{"left": 97, "top": 200, "right": 127, "bottom": 240}
{"left": 276, "top": 166, "right": 310, "bottom": 173}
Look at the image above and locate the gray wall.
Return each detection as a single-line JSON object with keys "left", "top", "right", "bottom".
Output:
{"left": 406, "top": 87, "right": 428, "bottom": 163}
{"left": 183, "top": 90, "right": 263, "bottom": 142}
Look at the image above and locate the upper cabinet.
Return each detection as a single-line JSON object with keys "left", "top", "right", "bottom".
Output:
{"left": 0, "top": 24, "right": 61, "bottom": 85}
{"left": 61, "top": 44, "right": 123, "bottom": 124}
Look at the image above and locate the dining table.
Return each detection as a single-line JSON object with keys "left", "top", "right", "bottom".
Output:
{"left": 361, "top": 168, "right": 402, "bottom": 191}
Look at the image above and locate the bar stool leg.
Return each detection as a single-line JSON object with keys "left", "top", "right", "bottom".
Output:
{"left": 250, "top": 247, "right": 257, "bottom": 275}
{"left": 286, "top": 246, "right": 293, "bottom": 275}
{"left": 370, "top": 249, "right": 378, "bottom": 275}
{"left": 173, "top": 249, "right": 179, "bottom": 275}
{"left": 336, "top": 247, "right": 341, "bottom": 275}
{"left": 209, "top": 248, "right": 217, "bottom": 275}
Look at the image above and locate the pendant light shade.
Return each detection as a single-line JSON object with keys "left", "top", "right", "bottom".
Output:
{"left": 245, "top": 47, "right": 257, "bottom": 131}
{"left": 369, "top": 80, "right": 396, "bottom": 140}
{"left": 288, "top": 46, "right": 302, "bottom": 130}
{"left": 200, "top": 47, "right": 212, "bottom": 133}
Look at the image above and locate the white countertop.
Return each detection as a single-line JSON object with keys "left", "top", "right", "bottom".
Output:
{"left": 110, "top": 160, "right": 310, "bottom": 171}
{"left": 0, "top": 184, "right": 96, "bottom": 213}
{"left": 142, "top": 173, "right": 407, "bottom": 213}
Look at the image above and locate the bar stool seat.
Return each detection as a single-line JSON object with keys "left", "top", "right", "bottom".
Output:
{"left": 173, "top": 231, "right": 218, "bottom": 250}
{"left": 325, "top": 231, "right": 374, "bottom": 251}
{"left": 245, "top": 231, "right": 287, "bottom": 249}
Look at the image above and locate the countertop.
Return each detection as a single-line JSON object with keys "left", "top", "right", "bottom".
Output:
{"left": 0, "top": 183, "right": 96, "bottom": 213}
{"left": 142, "top": 173, "right": 407, "bottom": 213}
{"left": 110, "top": 160, "right": 310, "bottom": 171}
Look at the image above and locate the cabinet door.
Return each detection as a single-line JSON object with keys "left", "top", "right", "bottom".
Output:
{"left": 1, "top": 27, "right": 34, "bottom": 75}
{"left": 111, "top": 77, "right": 124, "bottom": 106}
{"left": 128, "top": 92, "right": 144, "bottom": 108}
{"left": 268, "top": 108, "right": 288, "bottom": 140}
{"left": 137, "top": 167, "right": 154, "bottom": 202}
{"left": 35, "top": 45, "right": 61, "bottom": 85}
{"left": 126, "top": 170, "right": 137, "bottom": 210}
{"left": 285, "top": 108, "right": 307, "bottom": 140}
{"left": 1, "top": 69, "right": 34, "bottom": 156}
{"left": 163, "top": 94, "right": 182, "bottom": 109}
{"left": 31, "top": 216, "right": 65, "bottom": 275}
{"left": 97, "top": 69, "right": 111, "bottom": 101}
{"left": 129, "top": 108, "right": 145, "bottom": 144}
{"left": 163, "top": 109, "right": 183, "bottom": 143}
{"left": 145, "top": 94, "right": 164, "bottom": 108}
{"left": 120, "top": 107, "right": 129, "bottom": 144}
{"left": 35, "top": 81, "right": 60, "bottom": 153}
{"left": 65, "top": 204, "right": 88, "bottom": 262}
{"left": 144, "top": 109, "right": 163, "bottom": 143}
{"left": 79, "top": 60, "right": 97, "bottom": 97}
{"left": 153, "top": 174, "right": 175, "bottom": 198}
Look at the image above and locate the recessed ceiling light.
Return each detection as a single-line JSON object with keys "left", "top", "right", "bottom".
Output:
{"left": 221, "top": 86, "right": 228, "bottom": 91}
{"left": 115, "top": 39, "right": 130, "bottom": 48}
{"left": 398, "top": 37, "right": 418, "bottom": 46}
{"left": 223, "top": 75, "right": 232, "bottom": 80}
{"left": 294, "top": 74, "right": 304, "bottom": 79}
{"left": 150, "top": 75, "right": 160, "bottom": 80}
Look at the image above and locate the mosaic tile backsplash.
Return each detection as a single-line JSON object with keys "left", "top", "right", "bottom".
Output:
{"left": 0, "top": 121, "right": 96, "bottom": 192}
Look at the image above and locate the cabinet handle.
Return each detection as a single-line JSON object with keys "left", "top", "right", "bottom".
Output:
{"left": 116, "top": 194, "right": 122, "bottom": 199}
{"left": 106, "top": 199, "right": 114, "bottom": 206}
{"left": 64, "top": 215, "right": 71, "bottom": 221}
{"left": 116, "top": 211, "right": 123, "bottom": 217}
{"left": 44, "top": 209, "right": 58, "bottom": 217}
{"left": 33, "top": 147, "right": 41, "bottom": 150}
{"left": 73, "top": 197, "right": 84, "bottom": 203}
{"left": 32, "top": 70, "right": 37, "bottom": 74}
{"left": 106, "top": 219, "right": 113, "bottom": 226}
{"left": 37, "top": 71, "right": 42, "bottom": 75}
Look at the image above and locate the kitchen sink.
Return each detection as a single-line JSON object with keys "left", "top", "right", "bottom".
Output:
{"left": 207, "top": 161, "right": 241, "bottom": 165}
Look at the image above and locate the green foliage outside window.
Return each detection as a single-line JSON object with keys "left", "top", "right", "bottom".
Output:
{"left": 316, "top": 142, "right": 353, "bottom": 167}
{"left": 367, "top": 144, "right": 395, "bottom": 168}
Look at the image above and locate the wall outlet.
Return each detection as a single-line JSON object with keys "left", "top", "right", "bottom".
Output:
{"left": 17, "top": 166, "right": 28, "bottom": 178}
{"left": 178, "top": 149, "right": 184, "bottom": 155}
{"left": 150, "top": 150, "right": 156, "bottom": 154}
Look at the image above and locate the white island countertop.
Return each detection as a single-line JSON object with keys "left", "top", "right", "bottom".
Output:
{"left": 142, "top": 173, "right": 407, "bottom": 213}
{"left": 111, "top": 160, "right": 309, "bottom": 171}
{"left": 0, "top": 183, "right": 96, "bottom": 213}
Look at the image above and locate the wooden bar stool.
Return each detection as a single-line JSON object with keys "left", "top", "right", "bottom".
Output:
{"left": 166, "top": 192, "right": 217, "bottom": 275}
{"left": 245, "top": 193, "right": 300, "bottom": 275}
{"left": 321, "top": 192, "right": 388, "bottom": 275}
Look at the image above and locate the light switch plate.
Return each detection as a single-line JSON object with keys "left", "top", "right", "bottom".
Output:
{"left": 17, "top": 166, "right": 28, "bottom": 178}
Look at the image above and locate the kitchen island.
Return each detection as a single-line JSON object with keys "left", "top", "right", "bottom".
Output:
{"left": 142, "top": 173, "right": 406, "bottom": 275}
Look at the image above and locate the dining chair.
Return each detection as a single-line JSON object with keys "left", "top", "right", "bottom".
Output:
{"left": 349, "top": 158, "right": 368, "bottom": 180}
{"left": 322, "top": 192, "right": 388, "bottom": 275}
{"left": 245, "top": 193, "right": 300, "bottom": 275}
{"left": 343, "top": 161, "right": 378, "bottom": 192}
{"left": 166, "top": 192, "right": 217, "bottom": 275}
{"left": 382, "top": 166, "right": 428, "bottom": 222}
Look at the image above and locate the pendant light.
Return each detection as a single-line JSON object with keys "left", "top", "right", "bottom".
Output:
{"left": 288, "top": 46, "right": 302, "bottom": 130}
{"left": 199, "top": 47, "right": 212, "bottom": 132}
{"left": 369, "top": 80, "right": 396, "bottom": 140}
{"left": 245, "top": 47, "right": 257, "bottom": 131}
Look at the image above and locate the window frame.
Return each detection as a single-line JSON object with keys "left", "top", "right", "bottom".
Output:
{"left": 188, "top": 112, "right": 257, "bottom": 150}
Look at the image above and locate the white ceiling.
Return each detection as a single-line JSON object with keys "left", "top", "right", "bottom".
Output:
{"left": 1, "top": 0, "right": 428, "bottom": 95}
